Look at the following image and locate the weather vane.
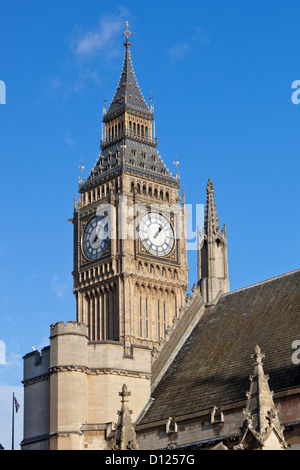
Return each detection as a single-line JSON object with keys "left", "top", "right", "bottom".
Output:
{"left": 79, "top": 161, "right": 85, "bottom": 183}
{"left": 173, "top": 156, "right": 180, "bottom": 178}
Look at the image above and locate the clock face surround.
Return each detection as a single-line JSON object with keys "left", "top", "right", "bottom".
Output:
{"left": 82, "top": 215, "right": 109, "bottom": 260}
{"left": 139, "top": 212, "right": 175, "bottom": 257}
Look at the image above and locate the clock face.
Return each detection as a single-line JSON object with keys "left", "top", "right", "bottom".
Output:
{"left": 82, "top": 216, "right": 109, "bottom": 260}
{"left": 139, "top": 212, "right": 175, "bottom": 257}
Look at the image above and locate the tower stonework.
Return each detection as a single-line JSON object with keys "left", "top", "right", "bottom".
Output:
{"left": 197, "top": 178, "right": 229, "bottom": 304}
{"left": 22, "top": 24, "right": 188, "bottom": 450}
{"left": 72, "top": 23, "right": 189, "bottom": 350}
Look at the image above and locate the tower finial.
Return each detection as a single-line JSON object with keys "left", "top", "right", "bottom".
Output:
{"left": 123, "top": 21, "right": 133, "bottom": 48}
{"left": 173, "top": 156, "right": 180, "bottom": 179}
{"left": 79, "top": 161, "right": 85, "bottom": 184}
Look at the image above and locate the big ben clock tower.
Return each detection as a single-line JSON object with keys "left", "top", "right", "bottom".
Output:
{"left": 72, "top": 23, "right": 189, "bottom": 350}
{"left": 21, "top": 24, "right": 196, "bottom": 451}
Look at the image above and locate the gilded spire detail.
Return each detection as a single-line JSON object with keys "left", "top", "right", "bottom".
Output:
{"left": 123, "top": 21, "right": 133, "bottom": 48}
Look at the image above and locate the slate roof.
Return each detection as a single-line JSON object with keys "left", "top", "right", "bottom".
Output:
{"left": 80, "top": 139, "right": 179, "bottom": 192}
{"left": 105, "top": 37, "right": 152, "bottom": 120}
{"left": 140, "top": 269, "right": 300, "bottom": 424}
{"left": 79, "top": 32, "right": 179, "bottom": 192}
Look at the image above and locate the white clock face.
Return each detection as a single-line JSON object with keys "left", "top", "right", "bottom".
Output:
{"left": 82, "top": 216, "right": 109, "bottom": 260}
{"left": 139, "top": 212, "right": 175, "bottom": 257}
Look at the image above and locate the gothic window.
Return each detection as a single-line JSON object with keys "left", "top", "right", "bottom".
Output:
{"left": 163, "top": 301, "right": 166, "bottom": 339}
{"left": 145, "top": 298, "right": 149, "bottom": 339}
{"left": 166, "top": 191, "right": 169, "bottom": 202}
{"left": 137, "top": 183, "right": 141, "bottom": 194}
{"left": 160, "top": 189, "right": 163, "bottom": 200}
{"left": 141, "top": 125, "right": 144, "bottom": 136}
{"left": 137, "top": 124, "right": 140, "bottom": 135}
{"left": 145, "top": 126, "right": 148, "bottom": 138}
{"left": 133, "top": 122, "right": 136, "bottom": 134}
{"left": 131, "top": 181, "right": 135, "bottom": 193}
{"left": 143, "top": 184, "right": 146, "bottom": 195}
{"left": 149, "top": 186, "right": 152, "bottom": 197}
{"left": 154, "top": 188, "right": 158, "bottom": 198}
{"left": 139, "top": 296, "right": 142, "bottom": 337}
{"left": 129, "top": 121, "right": 132, "bottom": 133}
{"left": 157, "top": 300, "right": 160, "bottom": 340}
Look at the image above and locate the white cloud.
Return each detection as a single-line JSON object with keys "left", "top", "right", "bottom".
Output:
{"left": 50, "top": 275, "right": 69, "bottom": 300}
{"left": 169, "top": 42, "right": 190, "bottom": 63}
{"left": 168, "top": 27, "right": 211, "bottom": 64}
{"left": 72, "top": 7, "right": 131, "bottom": 59}
{"left": 65, "top": 132, "right": 75, "bottom": 148}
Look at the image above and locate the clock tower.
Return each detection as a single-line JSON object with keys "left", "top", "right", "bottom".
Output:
{"left": 72, "top": 23, "right": 189, "bottom": 351}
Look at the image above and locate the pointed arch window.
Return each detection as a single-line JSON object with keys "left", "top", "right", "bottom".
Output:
{"left": 163, "top": 301, "right": 166, "bottom": 339}
{"left": 157, "top": 300, "right": 160, "bottom": 340}
{"left": 139, "top": 296, "right": 142, "bottom": 337}
{"left": 145, "top": 298, "right": 148, "bottom": 339}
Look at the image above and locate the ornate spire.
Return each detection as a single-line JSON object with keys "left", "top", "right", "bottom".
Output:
{"left": 108, "top": 384, "right": 139, "bottom": 451}
{"left": 235, "top": 346, "right": 287, "bottom": 450}
{"left": 104, "top": 22, "right": 152, "bottom": 120}
{"left": 204, "top": 178, "right": 220, "bottom": 236}
{"left": 198, "top": 178, "right": 229, "bottom": 304}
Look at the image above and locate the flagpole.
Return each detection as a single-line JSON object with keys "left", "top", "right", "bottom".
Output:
{"left": 12, "top": 392, "right": 14, "bottom": 450}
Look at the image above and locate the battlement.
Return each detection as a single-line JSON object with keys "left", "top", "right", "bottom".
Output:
{"left": 50, "top": 321, "right": 88, "bottom": 338}
{"left": 23, "top": 346, "right": 50, "bottom": 382}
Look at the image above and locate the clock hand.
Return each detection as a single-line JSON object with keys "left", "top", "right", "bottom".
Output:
{"left": 153, "top": 224, "right": 164, "bottom": 239}
{"left": 92, "top": 225, "right": 103, "bottom": 244}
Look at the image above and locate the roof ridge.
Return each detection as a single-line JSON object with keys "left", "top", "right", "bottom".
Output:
{"left": 223, "top": 268, "right": 300, "bottom": 297}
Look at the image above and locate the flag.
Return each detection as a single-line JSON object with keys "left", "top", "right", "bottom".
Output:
{"left": 14, "top": 396, "right": 20, "bottom": 413}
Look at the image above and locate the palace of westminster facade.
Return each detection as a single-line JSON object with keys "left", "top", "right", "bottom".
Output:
{"left": 22, "top": 24, "right": 300, "bottom": 451}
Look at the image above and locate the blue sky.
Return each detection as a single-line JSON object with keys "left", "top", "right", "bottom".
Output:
{"left": 0, "top": 0, "right": 299, "bottom": 449}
